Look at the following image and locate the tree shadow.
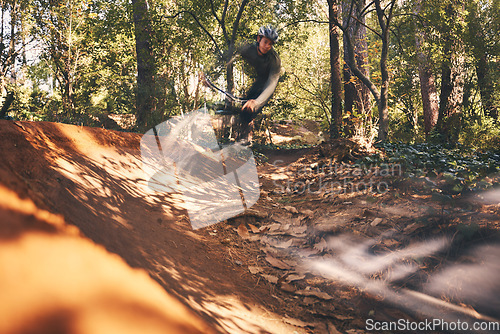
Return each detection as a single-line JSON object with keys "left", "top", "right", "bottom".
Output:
{"left": 0, "top": 121, "right": 293, "bottom": 333}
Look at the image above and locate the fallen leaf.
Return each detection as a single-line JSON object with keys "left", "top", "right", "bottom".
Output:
{"left": 261, "top": 274, "right": 279, "bottom": 284}
{"left": 248, "top": 266, "right": 262, "bottom": 274}
{"left": 313, "top": 223, "right": 334, "bottom": 233}
{"left": 248, "top": 224, "right": 261, "bottom": 234}
{"left": 259, "top": 236, "right": 274, "bottom": 246}
{"left": 268, "top": 223, "right": 281, "bottom": 232}
{"left": 298, "top": 248, "right": 320, "bottom": 257}
{"left": 274, "top": 239, "right": 294, "bottom": 249}
{"left": 237, "top": 224, "right": 250, "bottom": 239}
{"left": 286, "top": 274, "right": 306, "bottom": 282}
{"left": 289, "top": 225, "right": 308, "bottom": 237}
{"left": 302, "top": 209, "right": 315, "bottom": 217}
{"left": 243, "top": 209, "right": 268, "bottom": 219}
{"left": 259, "top": 225, "right": 270, "bottom": 233}
{"left": 295, "top": 225, "right": 308, "bottom": 233}
{"left": 265, "top": 255, "right": 292, "bottom": 270}
{"left": 284, "top": 205, "right": 298, "bottom": 214}
{"left": 404, "top": 223, "right": 424, "bottom": 234}
{"left": 326, "top": 321, "right": 343, "bottom": 334}
{"left": 280, "top": 282, "right": 296, "bottom": 293}
{"left": 371, "top": 217, "right": 383, "bottom": 226}
{"left": 332, "top": 314, "right": 354, "bottom": 320}
{"left": 314, "top": 238, "right": 328, "bottom": 253}
{"left": 272, "top": 214, "right": 292, "bottom": 224}
{"left": 296, "top": 287, "right": 333, "bottom": 300}
{"left": 283, "top": 259, "right": 299, "bottom": 268}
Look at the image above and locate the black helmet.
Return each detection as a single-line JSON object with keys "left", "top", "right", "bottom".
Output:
{"left": 257, "top": 25, "right": 279, "bottom": 43}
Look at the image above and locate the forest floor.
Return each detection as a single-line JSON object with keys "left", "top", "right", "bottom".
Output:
{"left": 1, "top": 119, "right": 499, "bottom": 333}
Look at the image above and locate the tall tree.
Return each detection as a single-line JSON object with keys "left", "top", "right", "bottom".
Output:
{"left": 32, "top": 0, "right": 88, "bottom": 119}
{"left": 328, "top": 0, "right": 343, "bottom": 139}
{"left": 468, "top": 1, "right": 498, "bottom": 120}
{"left": 414, "top": 0, "right": 439, "bottom": 137}
{"left": 436, "top": 1, "right": 465, "bottom": 143}
{"left": 132, "top": 0, "right": 157, "bottom": 130}
{"left": 332, "top": 0, "right": 396, "bottom": 141}
{"left": 342, "top": 0, "right": 370, "bottom": 138}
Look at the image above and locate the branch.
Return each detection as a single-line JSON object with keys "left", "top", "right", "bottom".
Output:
{"left": 392, "top": 12, "right": 426, "bottom": 27}
{"left": 221, "top": 0, "right": 229, "bottom": 33}
{"left": 343, "top": 0, "right": 356, "bottom": 30}
{"left": 162, "top": 11, "right": 223, "bottom": 57}
{"left": 390, "top": 25, "right": 405, "bottom": 55}
{"left": 330, "top": 9, "right": 346, "bottom": 33}
{"left": 387, "top": 0, "right": 397, "bottom": 25}
{"left": 350, "top": 14, "right": 381, "bottom": 38}
{"left": 359, "top": 1, "right": 376, "bottom": 19}
{"left": 291, "top": 72, "right": 331, "bottom": 124}
{"left": 279, "top": 19, "right": 329, "bottom": 32}
{"left": 208, "top": 0, "right": 222, "bottom": 28}
{"left": 343, "top": 29, "right": 380, "bottom": 102}
{"left": 230, "top": 0, "right": 249, "bottom": 46}
{"left": 208, "top": 0, "right": 229, "bottom": 43}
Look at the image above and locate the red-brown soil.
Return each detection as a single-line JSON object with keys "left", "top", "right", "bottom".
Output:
{"left": 1, "top": 120, "right": 499, "bottom": 334}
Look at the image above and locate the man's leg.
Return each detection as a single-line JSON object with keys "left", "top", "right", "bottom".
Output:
{"left": 238, "top": 109, "right": 254, "bottom": 143}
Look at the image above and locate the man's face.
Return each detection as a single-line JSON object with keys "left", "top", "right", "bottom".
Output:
{"left": 257, "top": 36, "right": 274, "bottom": 55}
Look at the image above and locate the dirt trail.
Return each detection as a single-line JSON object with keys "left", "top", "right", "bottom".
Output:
{"left": 2, "top": 120, "right": 500, "bottom": 334}
{"left": 0, "top": 120, "right": 308, "bottom": 334}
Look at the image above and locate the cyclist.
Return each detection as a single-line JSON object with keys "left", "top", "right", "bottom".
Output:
{"left": 232, "top": 25, "right": 281, "bottom": 144}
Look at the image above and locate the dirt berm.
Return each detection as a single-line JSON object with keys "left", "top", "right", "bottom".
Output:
{"left": 0, "top": 120, "right": 306, "bottom": 334}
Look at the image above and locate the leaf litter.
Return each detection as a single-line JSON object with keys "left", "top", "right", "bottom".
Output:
{"left": 207, "top": 142, "right": 500, "bottom": 333}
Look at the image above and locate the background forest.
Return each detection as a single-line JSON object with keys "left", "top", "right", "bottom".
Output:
{"left": 1, "top": 0, "right": 499, "bottom": 149}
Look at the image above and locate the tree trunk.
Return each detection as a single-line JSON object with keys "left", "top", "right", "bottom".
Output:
{"left": 62, "top": 73, "right": 74, "bottom": 117}
{"left": 342, "top": 0, "right": 370, "bottom": 138}
{"left": 8, "top": 0, "right": 17, "bottom": 81}
{"left": 328, "top": 0, "right": 343, "bottom": 139}
{"left": 414, "top": 0, "right": 439, "bottom": 137}
{"left": 132, "top": 0, "right": 156, "bottom": 130}
{"left": 437, "top": 3, "right": 465, "bottom": 144}
{"left": 416, "top": 47, "right": 439, "bottom": 136}
{"left": 469, "top": 3, "right": 498, "bottom": 120}
{"left": 475, "top": 53, "right": 498, "bottom": 119}
{"left": 226, "top": 42, "right": 235, "bottom": 109}
{"left": 0, "top": 91, "right": 14, "bottom": 118}
{"left": 374, "top": 0, "right": 394, "bottom": 142}
{"left": 225, "top": 0, "right": 248, "bottom": 99}
{"left": 21, "top": 11, "right": 26, "bottom": 65}
{"left": 438, "top": 54, "right": 465, "bottom": 143}
{"left": 335, "top": 0, "right": 394, "bottom": 142}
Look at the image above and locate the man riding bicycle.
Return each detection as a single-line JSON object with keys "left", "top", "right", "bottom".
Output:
{"left": 204, "top": 25, "right": 281, "bottom": 145}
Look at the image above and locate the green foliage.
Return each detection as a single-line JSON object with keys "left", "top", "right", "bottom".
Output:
{"left": 272, "top": 21, "right": 330, "bottom": 123}
{"left": 370, "top": 141, "right": 500, "bottom": 194}
{"left": 460, "top": 115, "right": 500, "bottom": 152}
{"left": 1, "top": 0, "right": 499, "bottom": 142}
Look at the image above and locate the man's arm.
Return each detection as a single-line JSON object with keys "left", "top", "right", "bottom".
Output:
{"left": 252, "top": 64, "right": 280, "bottom": 110}
{"left": 244, "top": 55, "right": 281, "bottom": 112}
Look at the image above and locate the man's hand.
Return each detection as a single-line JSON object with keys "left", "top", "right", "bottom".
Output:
{"left": 242, "top": 99, "right": 257, "bottom": 113}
